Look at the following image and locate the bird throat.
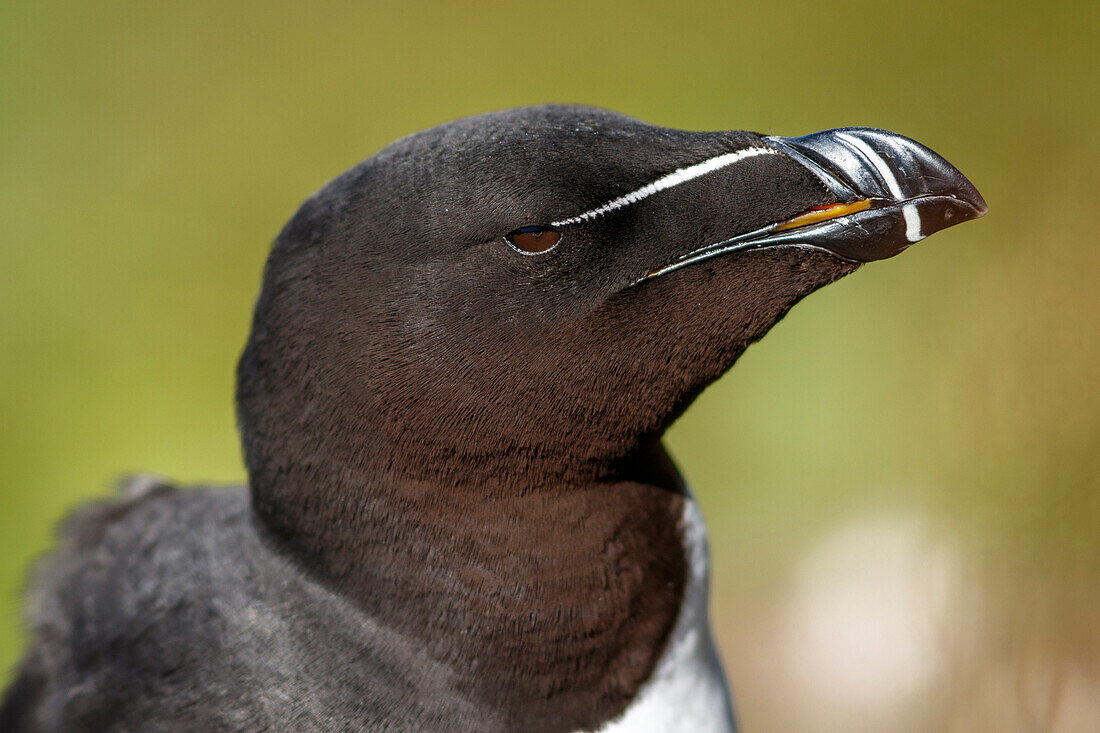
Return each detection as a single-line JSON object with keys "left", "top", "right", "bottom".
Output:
{"left": 249, "top": 437, "right": 689, "bottom": 732}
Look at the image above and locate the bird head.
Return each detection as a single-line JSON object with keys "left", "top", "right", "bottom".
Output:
{"left": 237, "top": 105, "right": 985, "bottom": 499}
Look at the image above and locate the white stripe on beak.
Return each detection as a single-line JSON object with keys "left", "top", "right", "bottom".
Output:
{"left": 835, "top": 132, "right": 924, "bottom": 243}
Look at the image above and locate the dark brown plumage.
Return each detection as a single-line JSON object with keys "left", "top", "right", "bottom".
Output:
{"left": 2, "top": 105, "right": 984, "bottom": 732}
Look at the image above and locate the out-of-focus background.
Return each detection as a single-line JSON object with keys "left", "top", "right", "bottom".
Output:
{"left": 2, "top": 1, "right": 1097, "bottom": 730}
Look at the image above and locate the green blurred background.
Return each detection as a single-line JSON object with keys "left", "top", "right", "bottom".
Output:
{"left": 2, "top": 1, "right": 1097, "bottom": 730}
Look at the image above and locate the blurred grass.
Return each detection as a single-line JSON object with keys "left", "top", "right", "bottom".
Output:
{"left": 2, "top": 0, "right": 1098, "bottom": 727}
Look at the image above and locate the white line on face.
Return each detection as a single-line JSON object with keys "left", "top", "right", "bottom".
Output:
{"left": 835, "top": 132, "right": 924, "bottom": 243}
{"left": 550, "top": 147, "right": 779, "bottom": 227}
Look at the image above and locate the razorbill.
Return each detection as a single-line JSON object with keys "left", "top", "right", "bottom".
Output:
{"left": 0, "top": 105, "right": 986, "bottom": 732}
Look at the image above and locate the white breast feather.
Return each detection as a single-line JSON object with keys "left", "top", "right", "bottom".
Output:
{"left": 594, "top": 490, "right": 737, "bottom": 733}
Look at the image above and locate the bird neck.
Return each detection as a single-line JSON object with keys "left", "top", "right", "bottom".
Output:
{"left": 250, "top": 440, "right": 688, "bottom": 731}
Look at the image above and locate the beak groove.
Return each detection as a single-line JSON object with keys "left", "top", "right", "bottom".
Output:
{"left": 763, "top": 127, "right": 987, "bottom": 261}
{"left": 643, "top": 127, "right": 987, "bottom": 280}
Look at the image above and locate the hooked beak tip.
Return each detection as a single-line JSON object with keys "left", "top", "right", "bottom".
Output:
{"left": 766, "top": 127, "right": 987, "bottom": 261}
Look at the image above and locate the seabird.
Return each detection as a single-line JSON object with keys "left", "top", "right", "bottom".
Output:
{"left": 0, "top": 105, "right": 985, "bottom": 732}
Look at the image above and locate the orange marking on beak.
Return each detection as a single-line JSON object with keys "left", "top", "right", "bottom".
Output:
{"left": 773, "top": 199, "right": 873, "bottom": 231}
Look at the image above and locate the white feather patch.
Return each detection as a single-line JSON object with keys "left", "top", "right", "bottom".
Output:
{"left": 594, "top": 490, "right": 737, "bottom": 733}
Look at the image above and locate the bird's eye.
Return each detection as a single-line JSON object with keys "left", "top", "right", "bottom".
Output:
{"left": 504, "top": 225, "right": 561, "bottom": 254}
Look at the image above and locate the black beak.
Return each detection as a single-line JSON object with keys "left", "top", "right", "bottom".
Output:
{"left": 645, "top": 127, "right": 987, "bottom": 278}
{"left": 767, "top": 128, "right": 987, "bottom": 261}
